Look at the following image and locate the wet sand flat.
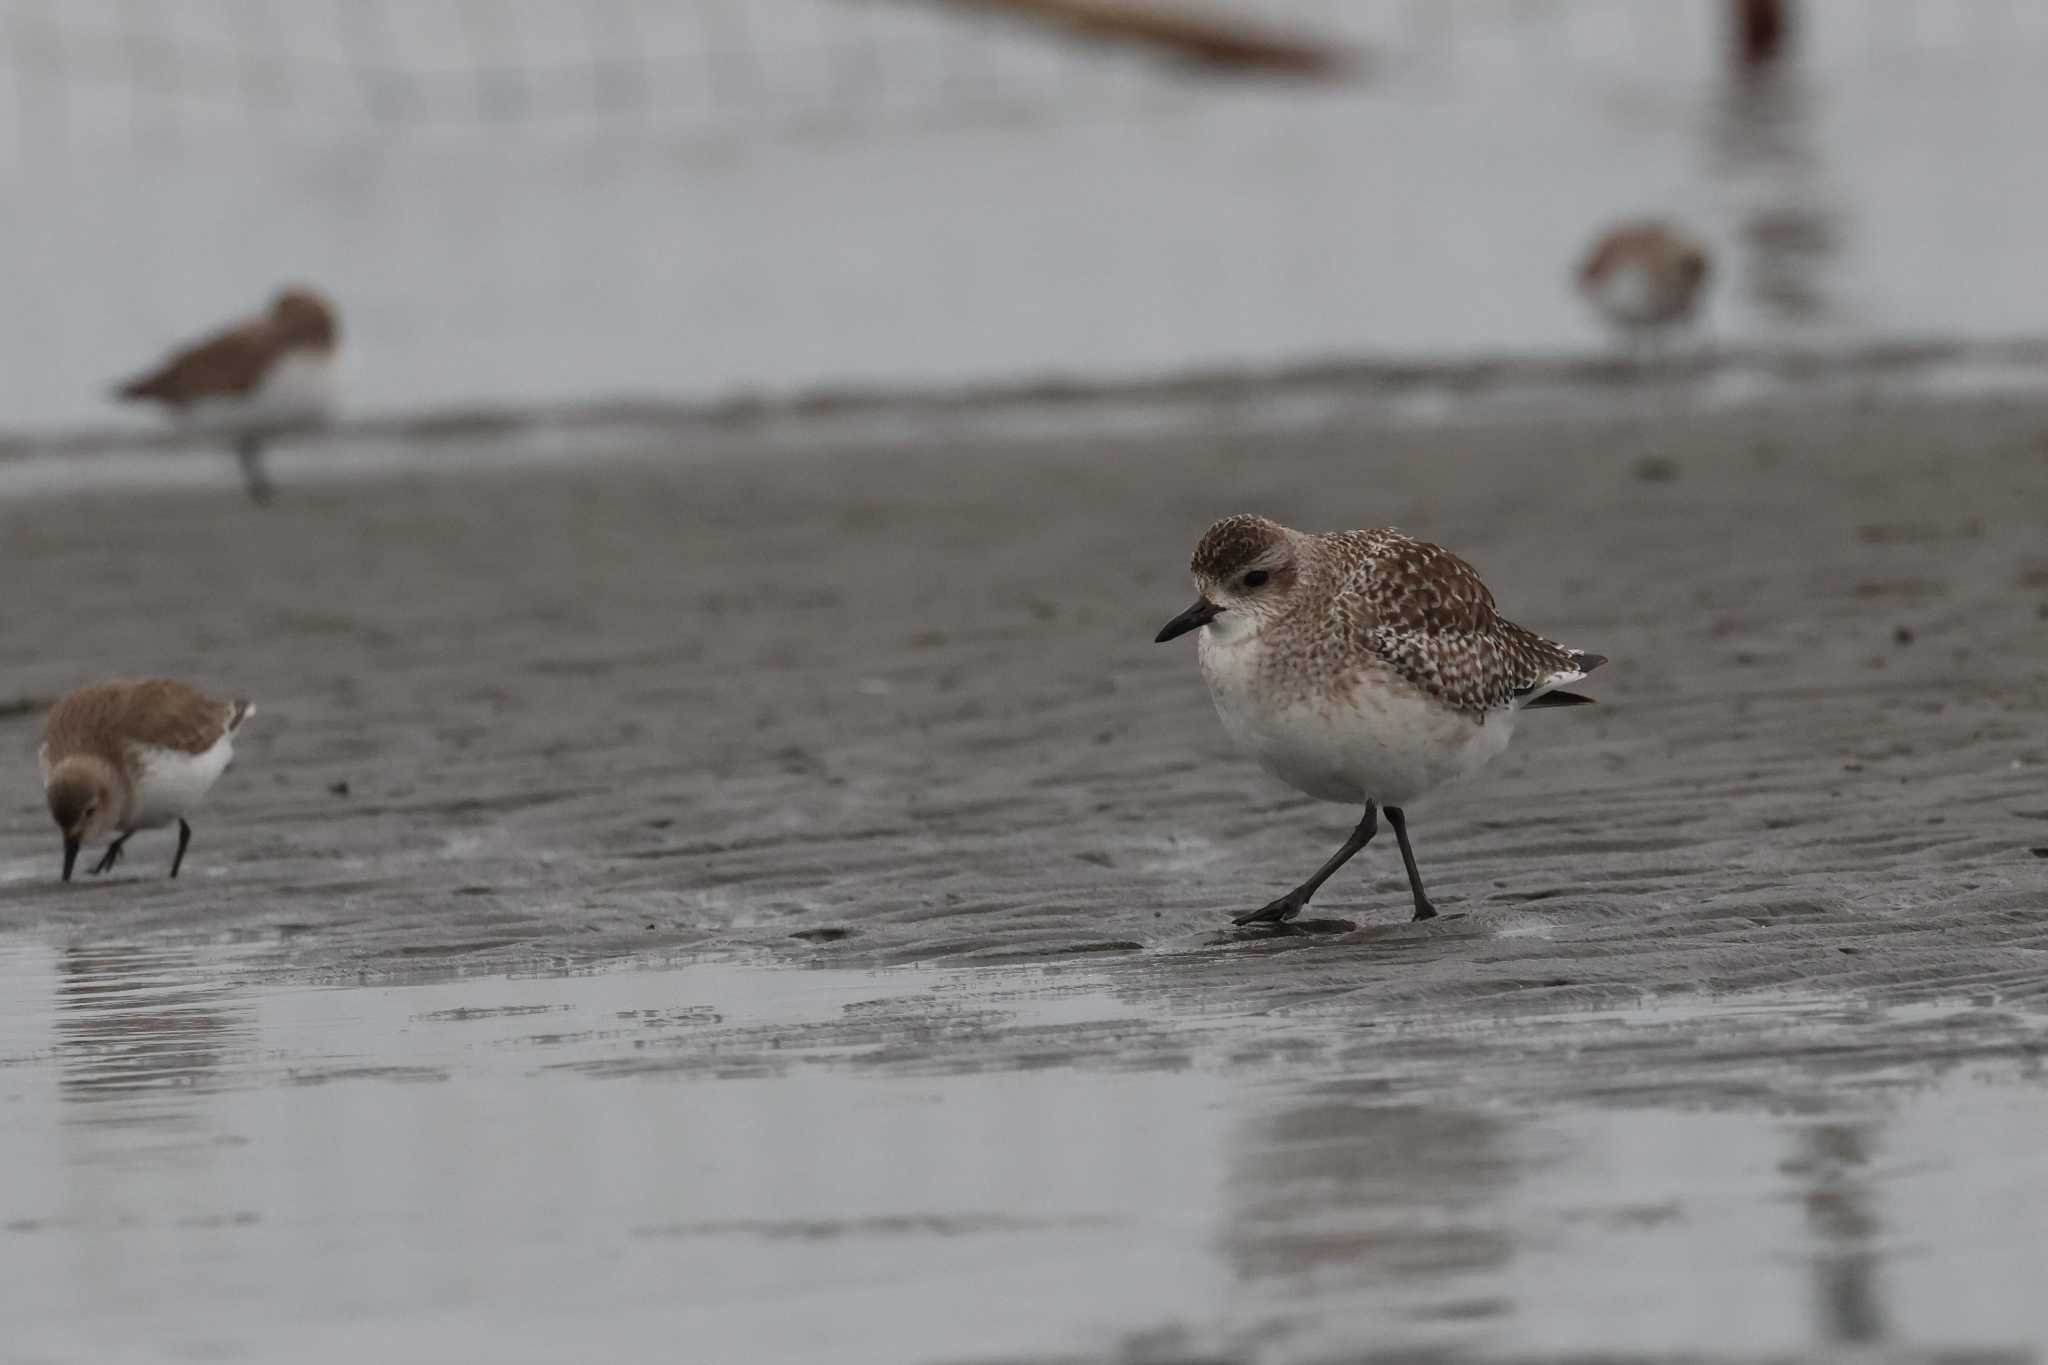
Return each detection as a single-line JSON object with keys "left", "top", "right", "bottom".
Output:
{"left": 2, "top": 388, "right": 2043, "bottom": 997}
{"left": 2, "top": 388, "right": 2047, "bottom": 1361}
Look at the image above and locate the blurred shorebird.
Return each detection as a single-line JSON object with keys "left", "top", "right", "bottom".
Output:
{"left": 114, "top": 286, "right": 340, "bottom": 504}
{"left": 1577, "top": 221, "right": 1711, "bottom": 358}
{"left": 1155, "top": 515, "right": 1605, "bottom": 927}
{"left": 41, "top": 680, "right": 256, "bottom": 882}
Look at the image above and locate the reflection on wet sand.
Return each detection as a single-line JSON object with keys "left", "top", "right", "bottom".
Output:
{"left": 1222, "top": 1093, "right": 1513, "bottom": 1292}
{"left": 53, "top": 943, "right": 244, "bottom": 1110}
{"left": 1707, "top": 40, "right": 1843, "bottom": 324}
{"left": 1789, "top": 1121, "right": 1890, "bottom": 1346}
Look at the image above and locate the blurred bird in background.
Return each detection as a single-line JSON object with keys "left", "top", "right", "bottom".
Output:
{"left": 114, "top": 286, "right": 341, "bottom": 505}
{"left": 1576, "top": 222, "right": 1712, "bottom": 361}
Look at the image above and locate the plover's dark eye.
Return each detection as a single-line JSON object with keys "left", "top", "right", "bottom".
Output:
{"left": 1243, "top": 570, "right": 1269, "bottom": 589}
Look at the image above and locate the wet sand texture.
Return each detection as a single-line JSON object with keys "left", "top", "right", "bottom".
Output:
{"left": 2, "top": 391, "right": 2045, "bottom": 1007}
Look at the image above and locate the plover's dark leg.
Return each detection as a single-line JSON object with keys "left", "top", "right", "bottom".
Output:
{"left": 90, "top": 833, "right": 132, "bottom": 876}
{"left": 1235, "top": 802, "right": 1378, "bottom": 926}
{"left": 169, "top": 820, "right": 193, "bottom": 879}
{"left": 235, "top": 436, "right": 275, "bottom": 506}
{"left": 1384, "top": 806, "right": 1437, "bottom": 921}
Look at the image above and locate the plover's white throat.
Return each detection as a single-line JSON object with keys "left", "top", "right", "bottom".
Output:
{"left": 1577, "top": 220, "right": 1710, "bottom": 354}
{"left": 41, "top": 680, "right": 256, "bottom": 882}
{"left": 1155, "top": 515, "right": 1606, "bottom": 926}
{"left": 115, "top": 285, "right": 340, "bottom": 505}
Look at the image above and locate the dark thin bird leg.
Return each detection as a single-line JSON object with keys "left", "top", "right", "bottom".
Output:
{"left": 90, "top": 833, "right": 132, "bottom": 876}
{"left": 169, "top": 820, "right": 193, "bottom": 879}
{"left": 235, "top": 435, "right": 275, "bottom": 506}
{"left": 1235, "top": 802, "right": 1378, "bottom": 926}
{"left": 1384, "top": 806, "right": 1437, "bottom": 921}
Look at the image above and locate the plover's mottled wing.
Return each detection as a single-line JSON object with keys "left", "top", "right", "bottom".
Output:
{"left": 45, "top": 680, "right": 247, "bottom": 761}
{"left": 1333, "top": 530, "right": 1594, "bottom": 718}
{"left": 116, "top": 317, "right": 278, "bottom": 407}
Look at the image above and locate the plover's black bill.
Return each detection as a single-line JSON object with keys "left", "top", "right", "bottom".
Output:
{"left": 1155, "top": 597, "right": 1221, "bottom": 643}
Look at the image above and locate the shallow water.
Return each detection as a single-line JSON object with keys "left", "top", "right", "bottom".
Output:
{"left": 4, "top": 0, "right": 2048, "bottom": 429}
{"left": 3, "top": 938, "right": 2044, "bottom": 1363}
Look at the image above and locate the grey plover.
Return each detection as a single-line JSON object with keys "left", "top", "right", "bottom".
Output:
{"left": 41, "top": 680, "right": 256, "bottom": 882}
{"left": 115, "top": 286, "right": 340, "bottom": 505}
{"left": 1577, "top": 221, "right": 1710, "bottom": 353}
{"left": 1155, "top": 515, "right": 1605, "bottom": 925}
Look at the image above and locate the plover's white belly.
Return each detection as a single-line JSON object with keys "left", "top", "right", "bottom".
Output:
{"left": 1201, "top": 634, "right": 1513, "bottom": 807}
{"left": 185, "top": 350, "right": 336, "bottom": 434}
{"left": 124, "top": 735, "right": 235, "bottom": 831}
{"left": 1589, "top": 261, "right": 1686, "bottom": 328}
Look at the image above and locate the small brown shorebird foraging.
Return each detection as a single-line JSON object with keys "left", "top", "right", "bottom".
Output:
{"left": 114, "top": 286, "right": 340, "bottom": 504}
{"left": 1576, "top": 221, "right": 1711, "bottom": 357}
{"left": 40, "top": 680, "right": 256, "bottom": 882}
{"left": 1154, "top": 515, "right": 1606, "bottom": 927}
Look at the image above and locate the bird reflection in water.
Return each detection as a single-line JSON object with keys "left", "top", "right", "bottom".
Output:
{"left": 1221, "top": 1094, "right": 1516, "bottom": 1290}
{"left": 1786, "top": 1121, "right": 1891, "bottom": 1346}
{"left": 1708, "top": 3, "right": 1844, "bottom": 327}
{"left": 54, "top": 943, "right": 243, "bottom": 1111}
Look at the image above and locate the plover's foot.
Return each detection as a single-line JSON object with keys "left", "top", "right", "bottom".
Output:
{"left": 1234, "top": 891, "right": 1310, "bottom": 926}
{"left": 1411, "top": 899, "right": 1439, "bottom": 922}
{"left": 90, "top": 842, "right": 124, "bottom": 876}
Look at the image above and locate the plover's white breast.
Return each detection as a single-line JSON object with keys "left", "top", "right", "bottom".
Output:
{"left": 186, "top": 349, "right": 337, "bottom": 434}
{"left": 1588, "top": 258, "right": 1655, "bottom": 325}
{"left": 1199, "top": 627, "right": 1512, "bottom": 808}
{"left": 125, "top": 731, "right": 237, "bottom": 832}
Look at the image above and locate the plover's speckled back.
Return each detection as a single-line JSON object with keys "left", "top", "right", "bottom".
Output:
{"left": 40, "top": 680, "right": 256, "bottom": 882}
{"left": 1155, "top": 515, "right": 1605, "bottom": 926}
{"left": 1577, "top": 220, "right": 1710, "bottom": 351}
{"left": 115, "top": 285, "right": 340, "bottom": 505}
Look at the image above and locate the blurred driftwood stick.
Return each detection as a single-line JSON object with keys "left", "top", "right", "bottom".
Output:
{"left": 931, "top": 0, "right": 1350, "bottom": 78}
{"left": 1733, "top": 0, "right": 1792, "bottom": 66}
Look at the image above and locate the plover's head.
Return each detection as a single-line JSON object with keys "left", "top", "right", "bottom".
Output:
{"left": 270, "top": 286, "right": 339, "bottom": 348}
{"left": 1154, "top": 515, "right": 1299, "bottom": 643}
{"left": 45, "top": 756, "right": 117, "bottom": 882}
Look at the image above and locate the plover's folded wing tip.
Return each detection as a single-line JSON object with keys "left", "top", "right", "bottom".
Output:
{"left": 1520, "top": 689, "right": 1598, "bottom": 709}
{"left": 1508, "top": 638, "right": 1608, "bottom": 710}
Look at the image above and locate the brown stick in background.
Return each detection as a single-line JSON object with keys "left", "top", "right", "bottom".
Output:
{"left": 932, "top": 0, "right": 1352, "bottom": 79}
{"left": 1733, "top": 0, "right": 1792, "bottom": 67}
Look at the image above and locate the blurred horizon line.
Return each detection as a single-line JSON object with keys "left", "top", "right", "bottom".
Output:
{"left": 9, "top": 331, "right": 2047, "bottom": 465}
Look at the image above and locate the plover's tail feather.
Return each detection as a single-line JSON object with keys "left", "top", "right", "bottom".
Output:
{"left": 227, "top": 699, "right": 256, "bottom": 732}
{"left": 1509, "top": 645, "right": 1606, "bottom": 711}
{"left": 1521, "top": 689, "right": 1597, "bottom": 709}
{"left": 116, "top": 371, "right": 163, "bottom": 403}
